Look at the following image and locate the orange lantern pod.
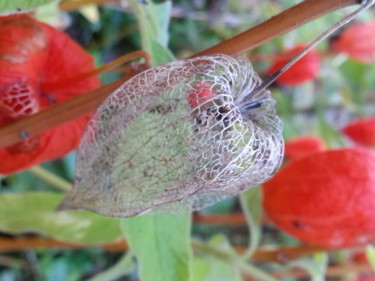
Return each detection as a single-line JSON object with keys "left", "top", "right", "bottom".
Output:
{"left": 332, "top": 20, "right": 375, "bottom": 63}
{"left": 0, "top": 14, "right": 100, "bottom": 174}
{"left": 284, "top": 135, "right": 325, "bottom": 161}
{"left": 342, "top": 117, "right": 375, "bottom": 147}
{"left": 263, "top": 148, "right": 375, "bottom": 248}
{"left": 266, "top": 43, "right": 320, "bottom": 86}
{"left": 187, "top": 81, "right": 216, "bottom": 108}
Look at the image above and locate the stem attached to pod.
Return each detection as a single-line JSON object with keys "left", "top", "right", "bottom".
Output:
{"left": 239, "top": 0, "right": 375, "bottom": 108}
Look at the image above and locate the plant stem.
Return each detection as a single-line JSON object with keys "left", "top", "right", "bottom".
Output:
{"left": 193, "top": 212, "right": 247, "bottom": 225}
{"left": 192, "top": 0, "right": 360, "bottom": 57}
{"left": 59, "top": 0, "right": 117, "bottom": 12}
{"left": 29, "top": 166, "right": 72, "bottom": 191}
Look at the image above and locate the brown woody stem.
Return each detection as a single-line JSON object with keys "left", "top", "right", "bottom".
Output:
{"left": 0, "top": 0, "right": 361, "bottom": 149}
{"left": 59, "top": 0, "right": 118, "bottom": 12}
{"left": 0, "top": 235, "right": 329, "bottom": 262}
{"left": 192, "top": 0, "right": 361, "bottom": 57}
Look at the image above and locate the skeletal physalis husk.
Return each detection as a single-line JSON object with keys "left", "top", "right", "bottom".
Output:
{"left": 58, "top": 55, "right": 284, "bottom": 217}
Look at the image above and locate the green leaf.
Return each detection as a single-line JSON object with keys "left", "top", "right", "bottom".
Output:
{"left": 87, "top": 252, "right": 135, "bottom": 281}
{"left": 239, "top": 186, "right": 263, "bottom": 259}
{"left": 0, "top": 0, "right": 56, "bottom": 15}
{"left": 0, "top": 192, "right": 121, "bottom": 244}
{"left": 150, "top": 40, "right": 175, "bottom": 65}
{"left": 288, "top": 252, "right": 328, "bottom": 281}
{"left": 193, "top": 235, "right": 244, "bottom": 281}
{"left": 366, "top": 245, "right": 375, "bottom": 270}
{"left": 192, "top": 237, "right": 275, "bottom": 281}
{"left": 129, "top": 0, "right": 174, "bottom": 65}
{"left": 193, "top": 255, "right": 244, "bottom": 281}
{"left": 339, "top": 60, "right": 367, "bottom": 106}
{"left": 120, "top": 214, "right": 192, "bottom": 281}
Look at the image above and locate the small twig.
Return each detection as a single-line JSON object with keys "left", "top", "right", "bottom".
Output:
{"left": 59, "top": 0, "right": 119, "bottom": 12}
{"left": 193, "top": 212, "right": 247, "bottom": 225}
{"left": 191, "top": 0, "right": 360, "bottom": 57}
{"left": 43, "top": 50, "right": 152, "bottom": 92}
{"left": 0, "top": 236, "right": 127, "bottom": 252}
{"left": 250, "top": 245, "right": 328, "bottom": 263}
{"left": 29, "top": 166, "right": 72, "bottom": 191}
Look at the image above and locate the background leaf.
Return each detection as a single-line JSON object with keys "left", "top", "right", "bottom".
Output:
{"left": 193, "top": 235, "right": 244, "bottom": 281}
{"left": 288, "top": 252, "right": 328, "bottom": 281}
{"left": 0, "top": 192, "right": 121, "bottom": 244}
{"left": 150, "top": 40, "right": 175, "bottom": 65}
{"left": 120, "top": 214, "right": 192, "bottom": 281}
{"left": 239, "top": 186, "right": 263, "bottom": 258}
{"left": 0, "top": 0, "right": 57, "bottom": 15}
{"left": 129, "top": 0, "right": 173, "bottom": 65}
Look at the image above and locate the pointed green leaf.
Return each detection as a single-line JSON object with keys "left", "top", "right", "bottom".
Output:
{"left": 239, "top": 186, "right": 263, "bottom": 258}
{"left": 288, "top": 253, "right": 328, "bottom": 281}
{"left": 193, "top": 255, "right": 244, "bottom": 281}
{"left": 0, "top": 192, "right": 121, "bottom": 244}
{"left": 193, "top": 235, "right": 244, "bottom": 281}
{"left": 129, "top": 0, "right": 174, "bottom": 65}
{"left": 150, "top": 40, "right": 175, "bottom": 65}
{"left": 120, "top": 214, "right": 192, "bottom": 281}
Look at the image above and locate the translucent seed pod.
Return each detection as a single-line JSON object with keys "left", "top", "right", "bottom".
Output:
{"left": 58, "top": 55, "right": 284, "bottom": 217}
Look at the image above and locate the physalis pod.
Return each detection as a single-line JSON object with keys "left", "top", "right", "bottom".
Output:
{"left": 58, "top": 55, "right": 283, "bottom": 217}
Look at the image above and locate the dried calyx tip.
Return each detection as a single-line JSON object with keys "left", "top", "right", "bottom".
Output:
{"left": 239, "top": 0, "right": 375, "bottom": 110}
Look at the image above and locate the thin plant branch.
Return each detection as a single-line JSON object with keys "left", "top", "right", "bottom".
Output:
{"left": 0, "top": 0, "right": 361, "bottom": 149}
{"left": 59, "top": 0, "right": 118, "bottom": 11}
{"left": 42, "top": 50, "right": 152, "bottom": 91}
{"left": 29, "top": 166, "right": 72, "bottom": 191}
{"left": 191, "top": 0, "right": 361, "bottom": 57}
{"left": 193, "top": 212, "right": 247, "bottom": 225}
